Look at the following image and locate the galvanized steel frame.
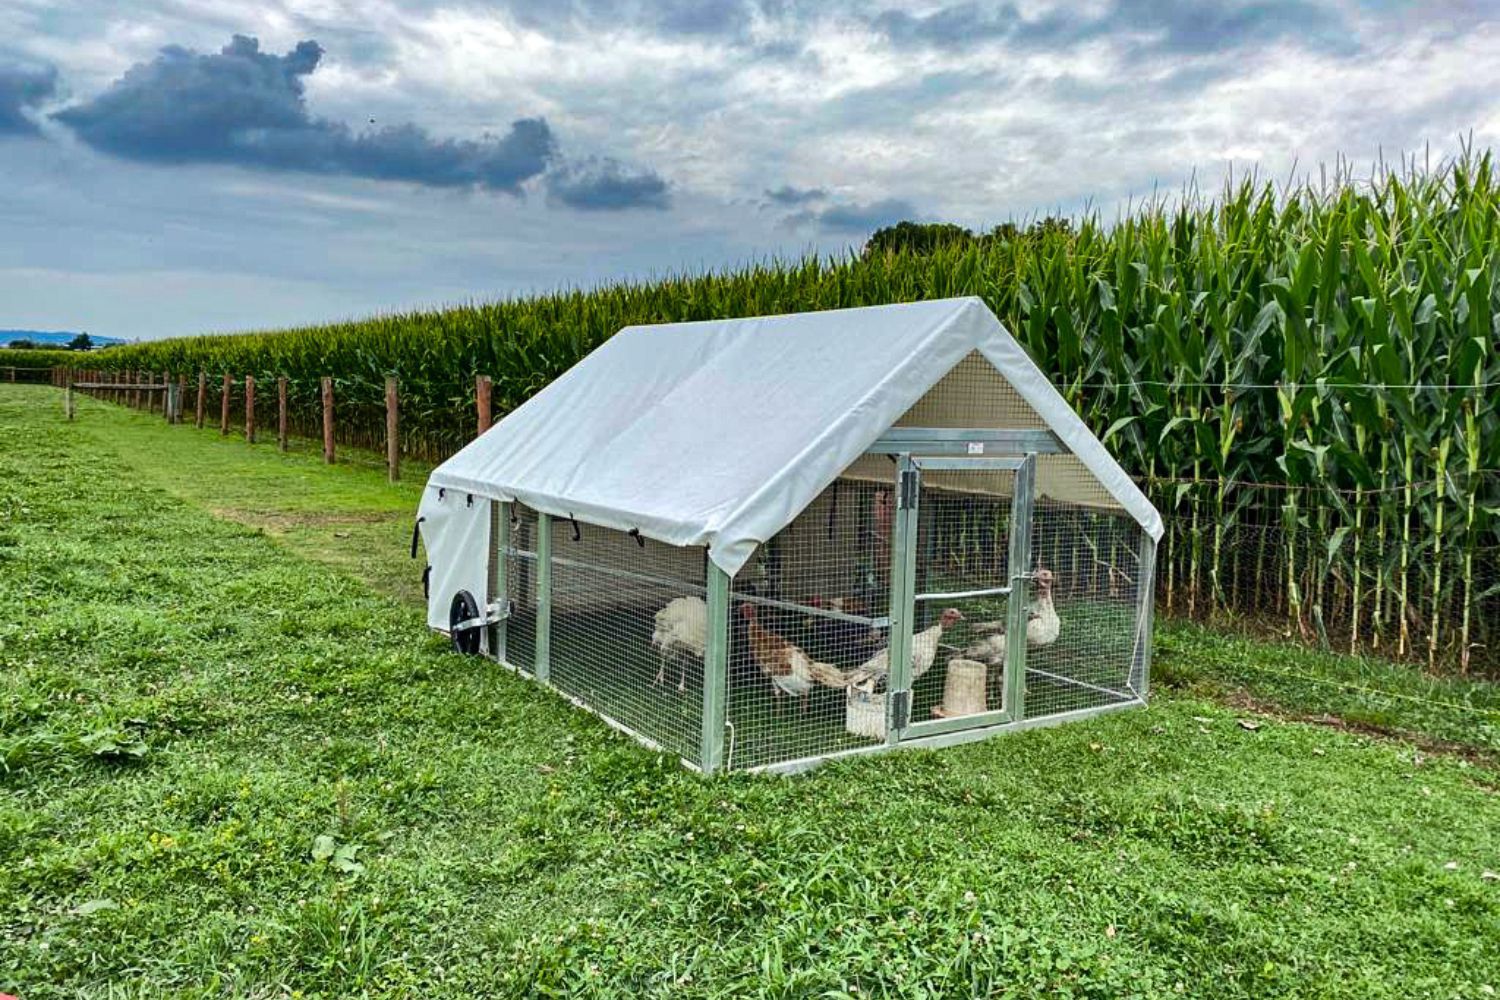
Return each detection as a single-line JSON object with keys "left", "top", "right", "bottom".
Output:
{"left": 467, "top": 417, "right": 1149, "bottom": 774}
{"left": 867, "top": 428, "right": 1066, "bottom": 455}
{"left": 898, "top": 452, "right": 1035, "bottom": 742}
{"left": 701, "top": 564, "right": 731, "bottom": 774}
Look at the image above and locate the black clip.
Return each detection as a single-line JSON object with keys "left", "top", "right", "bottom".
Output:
{"left": 569, "top": 514, "right": 581, "bottom": 542}
{"left": 628, "top": 528, "right": 646, "bottom": 548}
{"left": 410, "top": 517, "right": 424, "bottom": 559}
{"left": 422, "top": 564, "right": 431, "bottom": 599}
{"left": 466, "top": 493, "right": 474, "bottom": 508}
{"left": 438, "top": 487, "right": 446, "bottom": 500}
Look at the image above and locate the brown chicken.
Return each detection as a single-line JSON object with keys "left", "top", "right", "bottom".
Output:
{"left": 739, "top": 603, "right": 851, "bottom": 712}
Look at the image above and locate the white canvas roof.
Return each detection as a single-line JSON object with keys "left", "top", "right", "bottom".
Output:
{"left": 426, "top": 297, "right": 1162, "bottom": 577}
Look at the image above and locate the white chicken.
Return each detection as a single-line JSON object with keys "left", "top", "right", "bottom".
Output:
{"left": 962, "top": 568, "right": 1060, "bottom": 666}
{"left": 845, "top": 607, "right": 964, "bottom": 693}
{"left": 651, "top": 596, "right": 707, "bottom": 693}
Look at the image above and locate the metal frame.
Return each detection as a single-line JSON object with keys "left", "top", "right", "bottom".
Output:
{"left": 463, "top": 414, "right": 1152, "bottom": 774}
{"left": 751, "top": 696, "right": 1146, "bottom": 775}
{"left": 912, "top": 456, "right": 1028, "bottom": 472}
{"left": 1133, "top": 533, "right": 1157, "bottom": 701}
{"left": 535, "top": 512, "right": 553, "bottom": 684}
{"left": 701, "top": 565, "right": 731, "bottom": 773}
{"left": 884, "top": 454, "right": 919, "bottom": 744}
{"left": 489, "top": 501, "right": 510, "bottom": 662}
{"left": 1003, "top": 454, "right": 1036, "bottom": 720}
{"left": 898, "top": 452, "right": 1036, "bottom": 742}
{"left": 867, "top": 428, "right": 1066, "bottom": 455}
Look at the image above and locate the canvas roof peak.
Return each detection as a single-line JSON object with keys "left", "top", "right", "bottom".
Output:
{"left": 426, "top": 296, "right": 1162, "bottom": 576}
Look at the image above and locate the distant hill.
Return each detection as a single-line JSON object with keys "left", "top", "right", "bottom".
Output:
{"left": 1, "top": 330, "right": 125, "bottom": 348}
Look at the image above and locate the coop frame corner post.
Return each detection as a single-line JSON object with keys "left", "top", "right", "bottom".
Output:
{"left": 885, "top": 453, "right": 920, "bottom": 745}
{"left": 700, "top": 562, "right": 731, "bottom": 774}
{"left": 1003, "top": 453, "right": 1037, "bottom": 722}
{"left": 489, "top": 500, "right": 510, "bottom": 664}
{"left": 534, "top": 512, "right": 553, "bottom": 685}
{"left": 1134, "top": 530, "right": 1158, "bottom": 702}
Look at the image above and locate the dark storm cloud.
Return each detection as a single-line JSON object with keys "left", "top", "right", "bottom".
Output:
{"left": 812, "top": 197, "right": 917, "bottom": 232}
{"left": 52, "top": 35, "right": 556, "bottom": 193}
{"left": 546, "top": 156, "right": 670, "bottom": 210}
{"left": 876, "top": 0, "right": 1354, "bottom": 56}
{"left": 0, "top": 64, "right": 58, "bottom": 137}
{"left": 764, "top": 184, "right": 826, "bottom": 205}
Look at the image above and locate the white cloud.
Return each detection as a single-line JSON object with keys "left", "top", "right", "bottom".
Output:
{"left": 1, "top": 0, "right": 1497, "bottom": 339}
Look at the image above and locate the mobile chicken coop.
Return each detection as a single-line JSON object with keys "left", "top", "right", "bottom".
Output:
{"left": 416, "top": 298, "right": 1163, "bottom": 773}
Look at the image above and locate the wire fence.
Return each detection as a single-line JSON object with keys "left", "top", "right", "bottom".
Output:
{"left": 1147, "top": 481, "right": 1500, "bottom": 675}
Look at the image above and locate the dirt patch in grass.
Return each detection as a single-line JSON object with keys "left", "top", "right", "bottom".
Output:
{"left": 210, "top": 507, "right": 404, "bottom": 532}
{"left": 1217, "top": 685, "right": 1500, "bottom": 772}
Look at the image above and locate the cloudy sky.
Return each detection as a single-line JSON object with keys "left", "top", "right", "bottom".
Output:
{"left": 2, "top": 1, "right": 1498, "bottom": 340}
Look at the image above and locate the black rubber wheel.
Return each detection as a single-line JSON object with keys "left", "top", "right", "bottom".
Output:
{"left": 449, "top": 590, "right": 483, "bottom": 656}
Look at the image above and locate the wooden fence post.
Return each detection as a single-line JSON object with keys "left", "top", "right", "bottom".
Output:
{"left": 176, "top": 374, "right": 187, "bottom": 424}
{"left": 164, "top": 375, "right": 175, "bottom": 423}
{"left": 220, "top": 374, "right": 231, "bottom": 435}
{"left": 128, "top": 370, "right": 137, "bottom": 409}
{"left": 195, "top": 372, "right": 207, "bottom": 428}
{"left": 244, "top": 375, "right": 256, "bottom": 443}
{"left": 386, "top": 376, "right": 399, "bottom": 483}
{"left": 277, "top": 377, "right": 288, "bottom": 452}
{"left": 476, "top": 374, "right": 492, "bottom": 436}
{"left": 64, "top": 373, "right": 74, "bottom": 421}
{"left": 321, "top": 376, "right": 335, "bottom": 464}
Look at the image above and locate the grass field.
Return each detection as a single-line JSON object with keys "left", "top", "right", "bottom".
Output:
{"left": 2, "top": 384, "right": 1498, "bottom": 998}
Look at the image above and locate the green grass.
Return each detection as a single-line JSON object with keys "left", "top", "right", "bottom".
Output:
{"left": 2, "top": 384, "right": 1498, "bottom": 998}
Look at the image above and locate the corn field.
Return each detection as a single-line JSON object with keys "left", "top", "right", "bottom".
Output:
{"left": 58, "top": 155, "right": 1500, "bottom": 674}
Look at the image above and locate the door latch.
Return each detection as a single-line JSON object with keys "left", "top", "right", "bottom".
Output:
{"left": 890, "top": 689, "right": 911, "bottom": 731}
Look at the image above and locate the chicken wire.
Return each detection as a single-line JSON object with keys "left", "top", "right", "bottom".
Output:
{"left": 727, "top": 478, "right": 895, "bottom": 770}
{"left": 497, "top": 511, "right": 706, "bottom": 766}
{"left": 721, "top": 465, "right": 1150, "bottom": 771}
{"left": 1020, "top": 504, "right": 1147, "bottom": 721}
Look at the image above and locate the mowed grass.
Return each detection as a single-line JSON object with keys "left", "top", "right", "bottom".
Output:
{"left": 1, "top": 384, "right": 1497, "bottom": 999}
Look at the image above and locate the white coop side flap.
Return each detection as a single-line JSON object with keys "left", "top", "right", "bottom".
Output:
{"left": 417, "top": 485, "right": 492, "bottom": 631}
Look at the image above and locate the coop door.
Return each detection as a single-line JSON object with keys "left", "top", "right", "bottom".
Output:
{"left": 892, "top": 454, "right": 1036, "bottom": 741}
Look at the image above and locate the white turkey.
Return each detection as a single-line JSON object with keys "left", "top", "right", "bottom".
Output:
{"left": 962, "top": 568, "right": 1060, "bottom": 666}
{"left": 651, "top": 596, "right": 707, "bottom": 693}
{"left": 844, "top": 607, "right": 964, "bottom": 694}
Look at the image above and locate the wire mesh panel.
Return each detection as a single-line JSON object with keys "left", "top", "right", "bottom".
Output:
{"left": 913, "top": 470, "right": 1016, "bottom": 722}
{"left": 546, "top": 519, "right": 705, "bottom": 766}
{"left": 1020, "top": 503, "right": 1146, "bottom": 720}
{"left": 726, "top": 478, "right": 893, "bottom": 770}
